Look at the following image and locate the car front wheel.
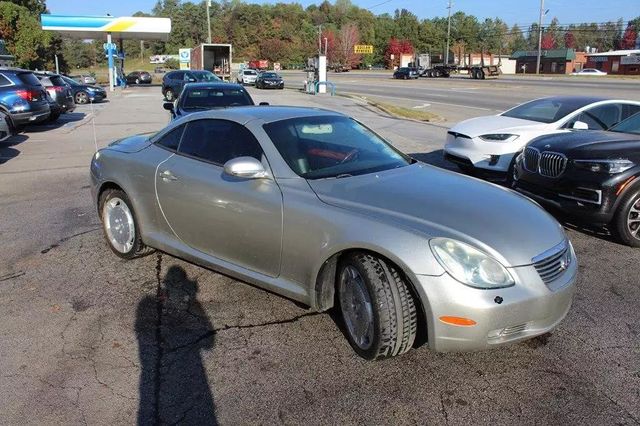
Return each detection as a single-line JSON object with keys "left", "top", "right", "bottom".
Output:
{"left": 338, "top": 252, "right": 417, "bottom": 360}
{"left": 613, "top": 187, "right": 640, "bottom": 247}
{"left": 100, "top": 189, "right": 146, "bottom": 259}
{"left": 75, "top": 91, "right": 89, "bottom": 104}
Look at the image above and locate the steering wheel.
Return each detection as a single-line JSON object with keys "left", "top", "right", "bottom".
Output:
{"left": 340, "top": 149, "right": 359, "bottom": 164}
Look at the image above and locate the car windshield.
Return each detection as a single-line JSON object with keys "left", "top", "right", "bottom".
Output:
{"left": 192, "top": 71, "right": 220, "bottom": 82}
{"left": 609, "top": 112, "right": 640, "bottom": 135}
{"left": 244, "top": 70, "right": 257, "bottom": 75}
{"left": 18, "top": 72, "right": 42, "bottom": 86}
{"left": 263, "top": 115, "right": 412, "bottom": 179}
{"left": 182, "top": 88, "right": 253, "bottom": 109}
{"left": 502, "top": 97, "right": 598, "bottom": 123}
{"left": 261, "top": 73, "right": 278, "bottom": 78}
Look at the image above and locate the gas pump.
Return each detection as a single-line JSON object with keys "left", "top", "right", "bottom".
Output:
{"left": 304, "top": 54, "right": 327, "bottom": 94}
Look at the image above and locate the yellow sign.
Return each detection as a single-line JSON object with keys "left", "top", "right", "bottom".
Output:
{"left": 354, "top": 45, "right": 373, "bottom": 54}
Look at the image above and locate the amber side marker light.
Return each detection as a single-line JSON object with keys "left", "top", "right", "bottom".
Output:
{"left": 617, "top": 176, "right": 637, "bottom": 196}
{"left": 439, "top": 316, "right": 477, "bottom": 326}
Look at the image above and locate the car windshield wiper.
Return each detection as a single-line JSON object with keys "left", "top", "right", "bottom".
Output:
{"left": 183, "top": 106, "right": 211, "bottom": 110}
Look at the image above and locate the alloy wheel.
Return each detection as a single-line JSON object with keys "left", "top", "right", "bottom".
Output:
{"left": 103, "top": 197, "right": 136, "bottom": 254}
{"left": 339, "top": 265, "right": 374, "bottom": 350}
{"left": 627, "top": 197, "right": 640, "bottom": 240}
{"left": 75, "top": 91, "right": 88, "bottom": 104}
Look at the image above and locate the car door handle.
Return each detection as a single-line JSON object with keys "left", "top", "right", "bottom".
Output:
{"left": 160, "top": 170, "right": 178, "bottom": 181}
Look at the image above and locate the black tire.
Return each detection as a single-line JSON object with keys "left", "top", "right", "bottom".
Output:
{"left": 338, "top": 252, "right": 417, "bottom": 360}
{"left": 75, "top": 91, "right": 89, "bottom": 104}
{"left": 47, "top": 112, "right": 61, "bottom": 123}
{"left": 99, "top": 188, "right": 146, "bottom": 259}
{"left": 165, "top": 89, "right": 175, "bottom": 101}
{"left": 612, "top": 187, "right": 640, "bottom": 247}
{"left": 505, "top": 152, "right": 521, "bottom": 186}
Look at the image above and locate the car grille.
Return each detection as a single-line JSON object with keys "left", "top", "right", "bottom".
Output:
{"left": 523, "top": 147, "right": 567, "bottom": 178}
{"left": 532, "top": 240, "right": 571, "bottom": 285}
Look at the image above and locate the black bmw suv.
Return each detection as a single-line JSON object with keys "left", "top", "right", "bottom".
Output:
{"left": 513, "top": 112, "right": 640, "bottom": 247}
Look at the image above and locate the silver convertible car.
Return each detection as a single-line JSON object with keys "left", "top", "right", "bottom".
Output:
{"left": 90, "top": 106, "right": 577, "bottom": 360}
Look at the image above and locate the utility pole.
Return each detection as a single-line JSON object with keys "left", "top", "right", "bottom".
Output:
{"left": 318, "top": 25, "right": 322, "bottom": 55}
{"left": 535, "top": 0, "right": 545, "bottom": 74}
{"left": 206, "top": 0, "right": 212, "bottom": 44}
{"left": 324, "top": 37, "right": 328, "bottom": 56}
{"left": 445, "top": 0, "right": 452, "bottom": 65}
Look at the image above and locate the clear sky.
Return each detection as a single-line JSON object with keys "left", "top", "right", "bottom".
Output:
{"left": 45, "top": 0, "right": 638, "bottom": 26}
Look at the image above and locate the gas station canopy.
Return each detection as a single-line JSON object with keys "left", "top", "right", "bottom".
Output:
{"left": 40, "top": 15, "right": 171, "bottom": 40}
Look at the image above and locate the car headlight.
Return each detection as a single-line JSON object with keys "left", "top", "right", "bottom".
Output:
{"left": 573, "top": 159, "right": 635, "bottom": 174}
{"left": 429, "top": 238, "right": 515, "bottom": 289}
{"left": 479, "top": 134, "right": 519, "bottom": 142}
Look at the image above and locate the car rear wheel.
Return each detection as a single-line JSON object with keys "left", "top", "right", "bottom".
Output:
{"left": 100, "top": 189, "right": 146, "bottom": 259}
{"left": 338, "top": 252, "right": 417, "bottom": 360}
{"left": 165, "top": 89, "right": 175, "bottom": 101}
{"left": 75, "top": 91, "right": 89, "bottom": 104}
{"left": 613, "top": 188, "right": 640, "bottom": 247}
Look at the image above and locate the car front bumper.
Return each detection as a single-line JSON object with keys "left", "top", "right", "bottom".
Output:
{"left": 444, "top": 133, "right": 522, "bottom": 173}
{"left": 414, "top": 258, "right": 576, "bottom": 352}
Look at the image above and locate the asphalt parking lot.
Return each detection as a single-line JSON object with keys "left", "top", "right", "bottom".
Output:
{"left": 1, "top": 85, "right": 639, "bottom": 425}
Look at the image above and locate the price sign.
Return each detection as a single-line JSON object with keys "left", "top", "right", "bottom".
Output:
{"left": 354, "top": 45, "right": 373, "bottom": 54}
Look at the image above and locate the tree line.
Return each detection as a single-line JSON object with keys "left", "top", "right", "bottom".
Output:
{"left": 0, "top": 0, "right": 638, "bottom": 72}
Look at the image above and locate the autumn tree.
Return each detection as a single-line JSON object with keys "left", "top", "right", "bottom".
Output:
{"left": 620, "top": 24, "right": 637, "bottom": 49}
{"left": 334, "top": 24, "right": 361, "bottom": 68}
{"left": 541, "top": 33, "right": 556, "bottom": 49}
{"left": 385, "top": 37, "right": 414, "bottom": 68}
{"left": 564, "top": 32, "right": 576, "bottom": 49}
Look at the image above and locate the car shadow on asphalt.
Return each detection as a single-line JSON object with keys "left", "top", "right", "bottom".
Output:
{"left": 136, "top": 263, "right": 218, "bottom": 425}
{"left": 23, "top": 112, "right": 87, "bottom": 132}
{"left": 0, "top": 134, "right": 28, "bottom": 165}
{"left": 409, "top": 149, "right": 458, "bottom": 171}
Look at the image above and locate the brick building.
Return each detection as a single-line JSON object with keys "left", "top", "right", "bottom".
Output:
{"left": 585, "top": 50, "right": 640, "bottom": 75}
{"left": 510, "top": 49, "right": 587, "bottom": 74}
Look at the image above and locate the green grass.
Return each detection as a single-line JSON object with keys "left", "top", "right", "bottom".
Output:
{"left": 346, "top": 94, "right": 441, "bottom": 122}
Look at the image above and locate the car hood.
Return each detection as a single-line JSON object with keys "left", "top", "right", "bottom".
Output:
{"left": 106, "top": 134, "right": 153, "bottom": 153}
{"left": 308, "top": 163, "right": 565, "bottom": 267}
{"left": 450, "top": 115, "right": 552, "bottom": 138}
{"left": 529, "top": 130, "right": 640, "bottom": 158}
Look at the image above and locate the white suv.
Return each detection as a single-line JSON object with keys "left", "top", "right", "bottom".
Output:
{"left": 237, "top": 69, "right": 258, "bottom": 85}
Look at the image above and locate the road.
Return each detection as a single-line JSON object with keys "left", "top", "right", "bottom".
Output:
{"left": 280, "top": 70, "right": 640, "bottom": 123}
{"left": 0, "top": 86, "right": 639, "bottom": 425}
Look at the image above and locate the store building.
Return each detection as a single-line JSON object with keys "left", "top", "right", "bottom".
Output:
{"left": 585, "top": 50, "right": 640, "bottom": 75}
{"left": 510, "top": 49, "right": 586, "bottom": 74}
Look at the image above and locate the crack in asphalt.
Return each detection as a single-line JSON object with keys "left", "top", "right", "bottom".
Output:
{"left": 153, "top": 253, "right": 165, "bottom": 426}
{"left": 40, "top": 227, "right": 101, "bottom": 254}
{"left": 0, "top": 271, "right": 25, "bottom": 282}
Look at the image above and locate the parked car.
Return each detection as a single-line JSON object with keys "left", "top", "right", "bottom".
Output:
{"left": 34, "top": 72, "right": 75, "bottom": 121}
{"left": 444, "top": 96, "right": 640, "bottom": 180}
{"left": 0, "top": 67, "right": 50, "bottom": 129}
{"left": 236, "top": 69, "right": 258, "bottom": 85}
{"left": 571, "top": 68, "right": 607, "bottom": 76}
{"left": 69, "top": 74, "right": 97, "bottom": 85}
{"left": 164, "top": 82, "right": 255, "bottom": 119}
{"left": 513, "top": 112, "right": 640, "bottom": 247}
{"left": 90, "top": 106, "right": 577, "bottom": 360}
{"left": 162, "top": 70, "right": 221, "bottom": 101}
{"left": 61, "top": 75, "right": 107, "bottom": 104}
{"left": 393, "top": 67, "right": 419, "bottom": 79}
{"left": 255, "top": 72, "right": 284, "bottom": 89}
{"left": 125, "top": 71, "right": 152, "bottom": 85}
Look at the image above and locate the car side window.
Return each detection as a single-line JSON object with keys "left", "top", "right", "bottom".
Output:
{"left": 566, "top": 104, "right": 622, "bottom": 130}
{"left": 177, "top": 119, "right": 264, "bottom": 166}
{"left": 621, "top": 104, "right": 640, "bottom": 122}
{"left": 170, "top": 71, "right": 184, "bottom": 81}
{"left": 156, "top": 125, "right": 185, "bottom": 151}
{"left": 0, "top": 74, "right": 10, "bottom": 86}
{"left": 184, "top": 73, "right": 195, "bottom": 82}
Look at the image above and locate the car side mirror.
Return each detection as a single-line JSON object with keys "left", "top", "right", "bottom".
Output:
{"left": 223, "top": 157, "right": 267, "bottom": 179}
{"left": 572, "top": 120, "right": 589, "bottom": 130}
{"left": 163, "top": 101, "right": 174, "bottom": 111}
{"left": 259, "top": 102, "right": 269, "bottom": 106}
